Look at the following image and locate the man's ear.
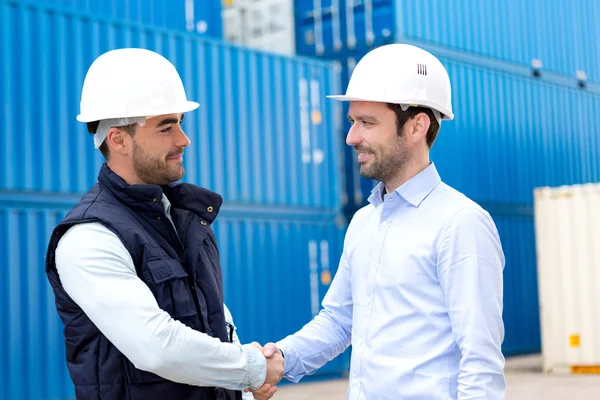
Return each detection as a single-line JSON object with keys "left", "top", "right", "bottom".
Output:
{"left": 407, "top": 112, "right": 431, "bottom": 144}
{"left": 106, "top": 127, "right": 130, "bottom": 155}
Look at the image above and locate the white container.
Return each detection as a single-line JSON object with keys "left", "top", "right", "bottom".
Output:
{"left": 534, "top": 183, "right": 600, "bottom": 374}
{"left": 221, "top": 0, "right": 296, "bottom": 55}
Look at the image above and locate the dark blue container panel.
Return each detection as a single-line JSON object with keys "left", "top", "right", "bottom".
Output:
{"left": 0, "top": 200, "right": 349, "bottom": 400}
{"left": 493, "top": 214, "right": 541, "bottom": 355}
{"left": 215, "top": 215, "right": 350, "bottom": 377}
{"left": 345, "top": 0, "right": 395, "bottom": 51}
{"left": 432, "top": 57, "right": 600, "bottom": 206}
{"left": 296, "top": 0, "right": 600, "bottom": 83}
{"left": 0, "top": 0, "right": 343, "bottom": 211}
{"left": 294, "top": 0, "right": 344, "bottom": 57}
{"left": 0, "top": 206, "right": 74, "bottom": 400}
{"left": 295, "top": 0, "right": 395, "bottom": 57}
{"left": 395, "top": 0, "right": 600, "bottom": 83}
{"left": 14, "top": 0, "right": 222, "bottom": 38}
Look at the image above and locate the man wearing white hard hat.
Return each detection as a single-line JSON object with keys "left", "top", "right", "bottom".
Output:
{"left": 45, "top": 48, "right": 282, "bottom": 400}
{"left": 253, "top": 44, "right": 506, "bottom": 399}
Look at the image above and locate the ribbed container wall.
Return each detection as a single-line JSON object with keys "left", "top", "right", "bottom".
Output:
{"left": 0, "top": 202, "right": 348, "bottom": 400}
{"left": 395, "top": 0, "right": 600, "bottom": 83}
{"left": 0, "top": 207, "right": 72, "bottom": 400}
{"left": 492, "top": 214, "right": 540, "bottom": 355}
{"left": 296, "top": 0, "right": 600, "bottom": 84}
{"left": 1, "top": 0, "right": 348, "bottom": 398}
{"left": 17, "top": 0, "right": 223, "bottom": 38}
{"left": 1, "top": 0, "right": 343, "bottom": 210}
{"left": 430, "top": 57, "right": 600, "bottom": 206}
{"left": 213, "top": 216, "right": 349, "bottom": 376}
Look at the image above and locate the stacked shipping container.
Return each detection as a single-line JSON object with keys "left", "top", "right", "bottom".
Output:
{"left": 295, "top": 0, "right": 600, "bottom": 356}
{"left": 20, "top": 0, "right": 223, "bottom": 38}
{"left": 0, "top": 0, "right": 348, "bottom": 399}
{"left": 5, "top": 0, "right": 600, "bottom": 397}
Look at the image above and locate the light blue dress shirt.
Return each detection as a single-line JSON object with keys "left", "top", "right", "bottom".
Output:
{"left": 277, "top": 162, "right": 505, "bottom": 399}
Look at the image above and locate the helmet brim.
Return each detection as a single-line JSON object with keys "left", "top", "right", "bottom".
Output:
{"left": 326, "top": 95, "right": 454, "bottom": 120}
{"left": 76, "top": 101, "right": 200, "bottom": 123}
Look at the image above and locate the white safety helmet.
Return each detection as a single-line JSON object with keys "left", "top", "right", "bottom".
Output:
{"left": 77, "top": 48, "right": 199, "bottom": 148}
{"left": 328, "top": 43, "right": 453, "bottom": 122}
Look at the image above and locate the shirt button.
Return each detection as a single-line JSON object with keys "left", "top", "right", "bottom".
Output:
{"left": 367, "top": 299, "right": 372, "bottom": 306}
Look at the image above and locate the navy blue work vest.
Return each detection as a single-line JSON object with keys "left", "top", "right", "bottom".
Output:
{"left": 45, "top": 164, "right": 243, "bottom": 400}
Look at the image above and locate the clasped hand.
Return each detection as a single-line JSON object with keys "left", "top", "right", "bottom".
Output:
{"left": 244, "top": 342, "right": 283, "bottom": 400}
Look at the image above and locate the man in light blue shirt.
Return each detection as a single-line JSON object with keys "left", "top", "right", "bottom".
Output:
{"left": 250, "top": 44, "right": 505, "bottom": 400}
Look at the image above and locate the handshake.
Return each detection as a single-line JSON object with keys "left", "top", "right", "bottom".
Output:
{"left": 245, "top": 342, "right": 284, "bottom": 400}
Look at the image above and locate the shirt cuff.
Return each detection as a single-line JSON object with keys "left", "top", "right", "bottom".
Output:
{"left": 276, "top": 340, "right": 299, "bottom": 381}
{"left": 241, "top": 344, "right": 267, "bottom": 390}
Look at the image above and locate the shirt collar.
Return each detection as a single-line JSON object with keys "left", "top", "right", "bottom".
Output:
{"left": 368, "top": 162, "right": 441, "bottom": 207}
{"left": 161, "top": 193, "right": 172, "bottom": 217}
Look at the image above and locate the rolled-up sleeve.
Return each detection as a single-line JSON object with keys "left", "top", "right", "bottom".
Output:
{"left": 437, "top": 207, "right": 506, "bottom": 400}
{"left": 55, "top": 223, "right": 267, "bottom": 391}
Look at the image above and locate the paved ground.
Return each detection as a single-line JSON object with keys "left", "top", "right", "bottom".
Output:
{"left": 274, "top": 354, "right": 600, "bottom": 399}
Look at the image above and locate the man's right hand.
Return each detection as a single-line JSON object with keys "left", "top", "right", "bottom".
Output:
{"left": 253, "top": 342, "right": 284, "bottom": 385}
{"left": 247, "top": 342, "right": 284, "bottom": 400}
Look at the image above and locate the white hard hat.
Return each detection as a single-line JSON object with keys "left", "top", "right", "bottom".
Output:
{"left": 77, "top": 48, "right": 199, "bottom": 123}
{"left": 328, "top": 43, "right": 453, "bottom": 121}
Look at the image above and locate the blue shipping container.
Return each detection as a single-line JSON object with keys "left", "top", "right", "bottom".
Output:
{"left": 0, "top": 0, "right": 350, "bottom": 398}
{"left": 295, "top": 0, "right": 395, "bottom": 58}
{"left": 16, "top": 0, "right": 223, "bottom": 38}
{"left": 296, "top": 0, "right": 600, "bottom": 84}
{"left": 0, "top": 200, "right": 348, "bottom": 400}
{"left": 1, "top": 0, "right": 344, "bottom": 211}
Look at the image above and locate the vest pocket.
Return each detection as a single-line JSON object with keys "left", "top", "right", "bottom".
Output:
{"left": 144, "top": 259, "right": 198, "bottom": 320}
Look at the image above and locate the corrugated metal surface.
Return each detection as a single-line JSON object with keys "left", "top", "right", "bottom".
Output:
{"left": 492, "top": 213, "right": 540, "bottom": 356}
{"left": 295, "top": 0, "right": 395, "bottom": 57}
{"left": 431, "top": 56, "right": 600, "bottom": 206}
{"left": 296, "top": 0, "right": 600, "bottom": 84}
{"left": 395, "top": 0, "right": 600, "bottom": 83}
{"left": 1, "top": 0, "right": 343, "bottom": 210}
{"left": 0, "top": 206, "right": 73, "bottom": 400}
{"left": 534, "top": 184, "right": 600, "bottom": 373}
{"left": 434, "top": 57, "right": 600, "bottom": 205}
{"left": 295, "top": 0, "right": 345, "bottom": 57}
{"left": 0, "top": 197, "right": 349, "bottom": 400}
{"left": 214, "top": 216, "right": 349, "bottom": 376}
{"left": 1, "top": 1, "right": 349, "bottom": 398}
{"left": 19, "top": 0, "right": 222, "bottom": 37}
